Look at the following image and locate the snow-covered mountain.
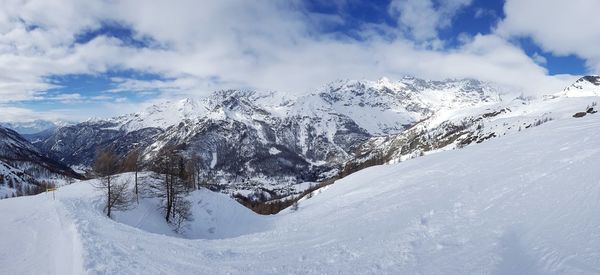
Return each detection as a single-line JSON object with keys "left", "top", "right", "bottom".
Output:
{"left": 556, "top": 75, "right": 600, "bottom": 97}
{"left": 34, "top": 76, "right": 600, "bottom": 203}
{"left": 344, "top": 94, "right": 598, "bottom": 175}
{"left": 35, "top": 77, "right": 501, "bottom": 200}
{"left": 1, "top": 75, "right": 600, "bottom": 272}
{"left": 0, "top": 126, "right": 81, "bottom": 198}
{"left": 2, "top": 104, "right": 600, "bottom": 274}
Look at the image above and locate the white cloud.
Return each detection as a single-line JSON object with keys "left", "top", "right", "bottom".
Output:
{"left": 531, "top": 52, "right": 547, "bottom": 66}
{"left": 497, "top": 0, "right": 600, "bottom": 72}
{"left": 47, "top": 93, "right": 85, "bottom": 103}
{"left": 388, "top": 0, "right": 440, "bottom": 42}
{"left": 0, "top": 100, "right": 151, "bottom": 122}
{"left": 108, "top": 77, "right": 200, "bottom": 94}
{"left": 388, "top": 0, "right": 473, "bottom": 43}
{"left": 0, "top": 105, "right": 64, "bottom": 122}
{"left": 0, "top": 0, "right": 584, "bottom": 122}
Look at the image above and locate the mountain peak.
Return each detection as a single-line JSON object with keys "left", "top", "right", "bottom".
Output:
{"left": 377, "top": 76, "right": 391, "bottom": 83}
{"left": 175, "top": 97, "right": 200, "bottom": 112}
{"left": 178, "top": 97, "right": 195, "bottom": 106}
{"left": 557, "top": 75, "right": 600, "bottom": 97}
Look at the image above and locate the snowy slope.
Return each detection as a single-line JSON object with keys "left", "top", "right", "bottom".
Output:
{"left": 0, "top": 126, "right": 80, "bottom": 198}
{"left": 2, "top": 111, "right": 600, "bottom": 274}
{"left": 110, "top": 173, "right": 272, "bottom": 240}
{"left": 347, "top": 94, "right": 599, "bottom": 172}
{"left": 0, "top": 191, "right": 84, "bottom": 274}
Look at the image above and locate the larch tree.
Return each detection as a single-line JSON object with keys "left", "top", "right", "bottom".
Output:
{"left": 123, "top": 148, "right": 141, "bottom": 204}
{"left": 150, "top": 145, "right": 192, "bottom": 231}
{"left": 93, "top": 148, "right": 131, "bottom": 218}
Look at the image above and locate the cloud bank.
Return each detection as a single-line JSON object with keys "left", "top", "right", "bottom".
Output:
{"left": 0, "top": 0, "right": 595, "bottom": 121}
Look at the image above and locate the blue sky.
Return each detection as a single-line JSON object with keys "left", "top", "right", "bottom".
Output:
{"left": 0, "top": 0, "right": 597, "bottom": 122}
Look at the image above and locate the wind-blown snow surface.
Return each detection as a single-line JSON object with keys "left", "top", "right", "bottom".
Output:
{"left": 2, "top": 115, "right": 600, "bottom": 274}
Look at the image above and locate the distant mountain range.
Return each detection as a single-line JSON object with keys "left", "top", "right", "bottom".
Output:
{"left": 31, "top": 77, "right": 501, "bottom": 198}
{"left": 0, "top": 119, "right": 73, "bottom": 135}
{"left": 2, "top": 75, "right": 599, "bottom": 201}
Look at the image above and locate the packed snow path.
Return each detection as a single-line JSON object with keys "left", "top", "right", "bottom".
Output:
{"left": 2, "top": 115, "right": 600, "bottom": 274}
{"left": 0, "top": 193, "right": 84, "bottom": 274}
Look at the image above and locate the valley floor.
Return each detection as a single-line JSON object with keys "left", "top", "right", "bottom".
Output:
{"left": 1, "top": 115, "right": 600, "bottom": 274}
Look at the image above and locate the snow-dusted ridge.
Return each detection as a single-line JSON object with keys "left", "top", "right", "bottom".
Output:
{"left": 91, "top": 77, "right": 502, "bottom": 135}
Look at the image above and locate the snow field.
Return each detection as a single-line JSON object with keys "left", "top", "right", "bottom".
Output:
{"left": 1, "top": 112, "right": 600, "bottom": 274}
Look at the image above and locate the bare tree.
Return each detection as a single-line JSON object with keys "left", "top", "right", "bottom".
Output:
{"left": 185, "top": 155, "right": 198, "bottom": 190}
{"left": 123, "top": 148, "right": 141, "bottom": 204}
{"left": 105, "top": 178, "right": 132, "bottom": 216}
{"left": 150, "top": 145, "right": 192, "bottom": 231}
{"left": 93, "top": 148, "right": 131, "bottom": 218}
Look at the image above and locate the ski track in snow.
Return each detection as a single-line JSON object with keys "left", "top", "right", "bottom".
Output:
{"left": 1, "top": 115, "right": 600, "bottom": 274}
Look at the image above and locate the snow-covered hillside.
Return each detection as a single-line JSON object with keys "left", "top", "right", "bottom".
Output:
{"left": 347, "top": 94, "right": 598, "bottom": 171}
{"left": 2, "top": 109, "right": 599, "bottom": 274}
{"left": 0, "top": 160, "right": 29, "bottom": 198}
{"left": 0, "top": 126, "right": 81, "bottom": 198}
